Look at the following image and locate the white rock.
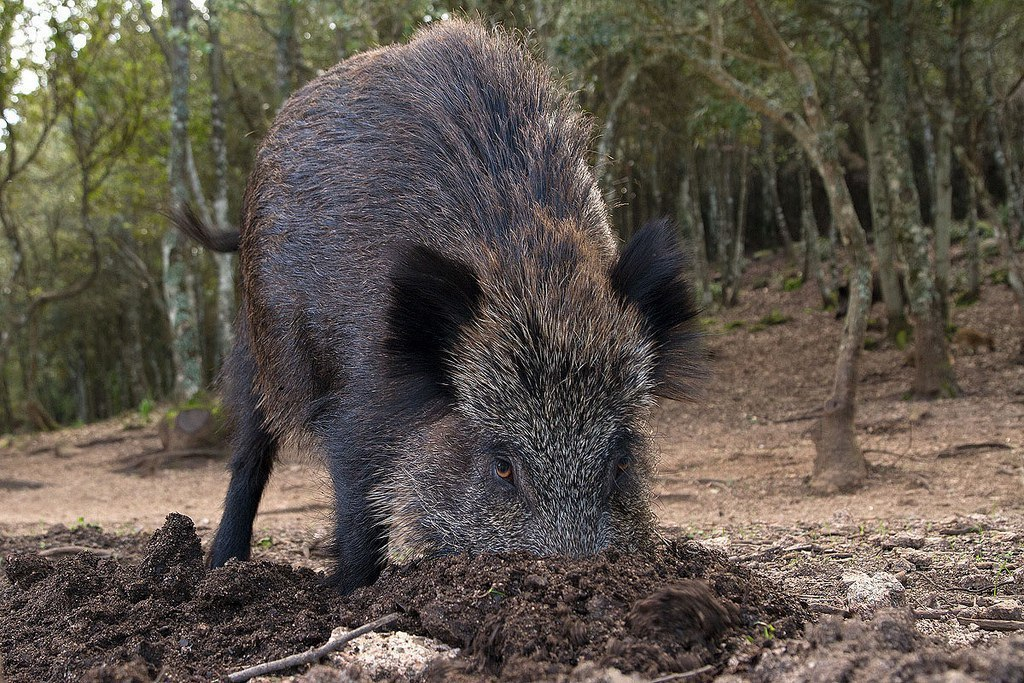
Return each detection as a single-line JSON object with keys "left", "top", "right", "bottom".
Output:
{"left": 842, "top": 571, "right": 906, "bottom": 616}
{"left": 325, "top": 630, "right": 457, "bottom": 679}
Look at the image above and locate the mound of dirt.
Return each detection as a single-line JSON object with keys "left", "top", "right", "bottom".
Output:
{"left": 722, "top": 609, "right": 1024, "bottom": 682}
{"left": 0, "top": 513, "right": 803, "bottom": 681}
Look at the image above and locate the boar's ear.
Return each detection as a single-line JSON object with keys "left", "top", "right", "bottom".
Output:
{"left": 610, "top": 219, "right": 704, "bottom": 401}
{"left": 385, "top": 244, "right": 482, "bottom": 407}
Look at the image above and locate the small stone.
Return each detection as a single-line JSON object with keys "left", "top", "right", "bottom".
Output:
{"left": 843, "top": 571, "right": 906, "bottom": 616}
{"left": 959, "top": 574, "right": 994, "bottom": 592}
{"left": 881, "top": 532, "right": 925, "bottom": 550}
{"left": 978, "top": 599, "right": 1023, "bottom": 621}
{"left": 524, "top": 573, "right": 548, "bottom": 590}
{"left": 896, "top": 547, "right": 933, "bottom": 569}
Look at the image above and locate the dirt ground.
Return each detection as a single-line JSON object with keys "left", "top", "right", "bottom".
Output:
{"left": 2, "top": 252, "right": 1023, "bottom": 681}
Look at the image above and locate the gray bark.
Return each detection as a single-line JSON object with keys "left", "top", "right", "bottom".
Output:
{"left": 865, "top": 77, "right": 909, "bottom": 339}
{"left": 678, "top": 150, "right": 712, "bottom": 308}
{"left": 595, "top": 61, "right": 640, "bottom": 209}
{"left": 276, "top": 0, "right": 297, "bottom": 108}
{"left": 209, "top": 0, "right": 235, "bottom": 361}
{"left": 800, "top": 158, "right": 829, "bottom": 307}
{"left": 965, "top": 167, "right": 981, "bottom": 300}
{"left": 761, "top": 123, "right": 796, "bottom": 261}
{"left": 164, "top": 0, "right": 202, "bottom": 401}
{"left": 933, "top": 88, "right": 954, "bottom": 324}
{"left": 725, "top": 147, "right": 750, "bottom": 306}
{"left": 872, "top": 0, "right": 956, "bottom": 398}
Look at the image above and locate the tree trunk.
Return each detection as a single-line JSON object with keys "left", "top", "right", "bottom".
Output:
{"left": 725, "top": 147, "right": 750, "bottom": 306}
{"left": 761, "top": 124, "right": 796, "bottom": 261}
{"left": 864, "top": 118, "right": 905, "bottom": 339}
{"left": 164, "top": 0, "right": 202, "bottom": 401}
{"left": 984, "top": 58, "right": 1024, "bottom": 233}
{"left": 677, "top": 154, "right": 711, "bottom": 308}
{"left": 800, "top": 158, "right": 829, "bottom": 307}
{"left": 933, "top": 93, "right": 954, "bottom": 325}
{"left": 872, "top": 0, "right": 957, "bottom": 398}
{"left": 933, "top": 6, "right": 960, "bottom": 325}
{"left": 275, "top": 0, "right": 297, "bottom": 108}
{"left": 812, "top": 162, "right": 871, "bottom": 492}
{"left": 595, "top": 61, "right": 640, "bottom": 209}
{"left": 209, "top": 0, "right": 235, "bottom": 364}
{"left": 965, "top": 167, "right": 981, "bottom": 301}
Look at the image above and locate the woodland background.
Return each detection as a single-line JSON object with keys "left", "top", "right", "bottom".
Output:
{"left": 2, "top": 0, "right": 1023, "bottom": 491}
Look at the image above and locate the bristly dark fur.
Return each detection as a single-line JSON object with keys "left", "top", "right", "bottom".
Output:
{"left": 611, "top": 219, "right": 704, "bottom": 401}
{"left": 174, "top": 19, "right": 704, "bottom": 594}
{"left": 170, "top": 204, "right": 240, "bottom": 253}
{"left": 384, "top": 244, "right": 483, "bottom": 409}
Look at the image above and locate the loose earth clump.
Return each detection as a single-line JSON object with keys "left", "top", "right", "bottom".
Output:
{"left": 0, "top": 514, "right": 802, "bottom": 681}
{"left": 6, "top": 515, "right": 1022, "bottom": 682}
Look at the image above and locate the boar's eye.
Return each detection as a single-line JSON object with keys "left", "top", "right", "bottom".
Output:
{"left": 493, "top": 458, "right": 514, "bottom": 484}
{"left": 615, "top": 456, "right": 630, "bottom": 483}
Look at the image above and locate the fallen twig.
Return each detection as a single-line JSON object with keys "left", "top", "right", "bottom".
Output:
{"left": 74, "top": 434, "right": 130, "bottom": 448}
{"left": 732, "top": 543, "right": 817, "bottom": 563}
{"left": 648, "top": 664, "right": 715, "bottom": 682}
{"left": 226, "top": 612, "right": 400, "bottom": 682}
{"left": 934, "top": 442, "right": 1012, "bottom": 459}
{"left": 956, "top": 617, "right": 1024, "bottom": 632}
{"left": 116, "top": 448, "right": 229, "bottom": 474}
{"left": 38, "top": 545, "right": 116, "bottom": 558}
{"left": 807, "top": 603, "right": 847, "bottom": 616}
{"left": 766, "top": 411, "right": 822, "bottom": 424}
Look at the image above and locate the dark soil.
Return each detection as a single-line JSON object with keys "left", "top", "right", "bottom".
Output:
{"left": 2, "top": 514, "right": 1022, "bottom": 682}
{"left": 721, "top": 610, "right": 1024, "bottom": 682}
{"left": 0, "top": 514, "right": 801, "bottom": 682}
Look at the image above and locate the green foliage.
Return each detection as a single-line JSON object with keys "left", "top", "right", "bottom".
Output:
{"left": 3, "top": 0, "right": 1024, "bottom": 434}
{"left": 783, "top": 275, "right": 804, "bottom": 292}
{"left": 989, "top": 268, "right": 1009, "bottom": 285}
{"left": 70, "top": 516, "right": 101, "bottom": 531}
{"left": 894, "top": 329, "right": 910, "bottom": 350}
{"left": 724, "top": 320, "right": 746, "bottom": 331}
{"left": 759, "top": 310, "right": 790, "bottom": 326}
{"left": 137, "top": 398, "right": 156, "bottom": 422}
{"left": 954, "top": 290, "right": 979, "bottom": 307}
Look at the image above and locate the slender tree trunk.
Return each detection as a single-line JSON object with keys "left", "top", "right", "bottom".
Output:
{"left": 678, "top": 153, "right": 711, "bottom": 307}
{"left": 933, "top": 95, "right": 954, "bottom": 325}
{"left": 800, "top": 158, "right": 829, "bottom": 307}
{"left": 209, "top": 0, "right": 235, "bottom": 364}
{"left": 164, "top": 0, "right": 202, "bottom": 401}
{"left": 761, "top": 123, "right": 796, "bottom": 261}
{"left": 933, "top": 6, "right": 961, "bottom": 325}
{"left": 275, "top": 0, "right": 297, "bottom": 108}
{"left": 703, "top": 148, "right": 722, "bottom": 273}
{"left": 812, "top": 160, "right": 871, "bottom": 493}
{"left": 872, "top": 0, "right": 957, "bottom": 398}
{"left": 725, "top": 147, "right": 750, "bottom": 306}
{"left": 595, "top": 61, "right": 640, "bottom": 209}
{"left": 865, "top": 69, "right": 909, "bottom": 340}
{"left": 965, "top": 166, "right": 981, "bottom": 301}
{"left": 984, "top": 59, "right": 1024, "bottom": 233}
{"left": 918, "top": 103, "right": 937, "bottom": 223}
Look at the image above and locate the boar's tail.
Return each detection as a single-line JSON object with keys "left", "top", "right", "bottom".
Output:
{"left": 171, "top": 203, "right": 240, "bottom": 253}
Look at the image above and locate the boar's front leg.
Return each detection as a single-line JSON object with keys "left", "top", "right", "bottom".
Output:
{"left": 209, "top": 331, "right": 279, "bottom": 568}
{"left": 325, "top": 429, "right": 389, "bottom": 594}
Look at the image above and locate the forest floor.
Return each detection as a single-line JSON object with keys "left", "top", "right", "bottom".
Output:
{"left": 1, "top": 252, "right": 1023, "bottom": 681}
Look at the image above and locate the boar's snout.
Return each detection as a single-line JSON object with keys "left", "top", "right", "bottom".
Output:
{"left": 541, "top": 507, "right": 612, "bottom": 558}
